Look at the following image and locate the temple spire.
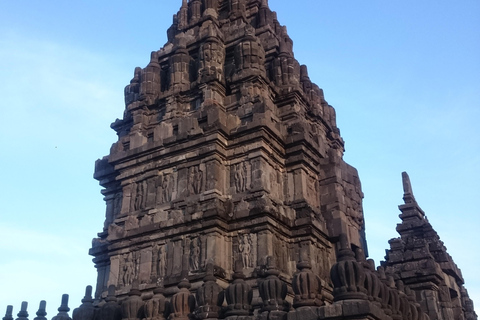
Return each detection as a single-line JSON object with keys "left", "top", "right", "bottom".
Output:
{"left": 398, "top": 172, "right": 425, "bottom": 223}
{"left": 401, "top": 171, "right": 416, "bottom": 204}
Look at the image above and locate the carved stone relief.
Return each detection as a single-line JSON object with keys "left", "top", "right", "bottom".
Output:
{"left": 188, "top": 165, "right": 204, "bottom": 195}
{"left": 131, "top": 180, "right": 148, "bottom": 211}
{"left": 120, "top": 252, "right": 137, "bottom": 287}
{"left": 189, "top": 237, "right": 201, "bottom": 271}
{"left": 151, "top": 243, "right": 167, "bottom": 282}
{"left": 234, "top": 162, "right": 248, "bottom": 193}
{"left": 156, "top": 173, "right": 176, "bottom": 205}
{"left": 237, "top": 233, "right": 256, "bottom": 269}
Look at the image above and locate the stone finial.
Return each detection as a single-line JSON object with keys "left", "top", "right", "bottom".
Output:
{"left": 51, "top": 295, "right": 72, "bottom": 320}
{"left": 258, "top": 0, "right": 273, "bottom": 27}
{"left": 194, "top": 260, "right": 224, "bottom": 319}
{"left": 330, "top": 234, "right": 367, "bottom": 301}
{"left": 258, "top": 256, "right": 289, "bottom": 312}
{"left": 3, "top": 306, "right": 14, "bottom": 320}
{"left": 386, "top": 277, "right": 401, "bottom": 320}
{"left": 121, "top": 280, "right": 145, "bottom": 320}
{"left": 96, "top": 285, "right": 122, "bottom": 320}
{"left": 190, "top": 0, "right": 202, "bottom": 23}
{"left": 203, "top": 0, "right": 219, "bottom": 18}
{"left": 144, "top": 281, "right": 166, "bottom": 320}
{"left": 178, "top": 0, "right": 188, "bottom": 30}
{"left": 292, "top": 252, "right": 322, "bottom": 308}
{"left": 15, "top": 302, "right": 28, "bottom": 320}
{"left": 402, "top": 172, "right": 416, "bottom": 204}
{"left": 73, "top": 286, "right": 95, "bottom": 320}
{"left": 33, "top": 301, "right": 47, "bottom": 320}
{"left": 168, "top": 276, "right": 195, "bottom": 320}
{"left": 225, "top": 260, "right": 252, "bottom": 316}
{"left": 300, "top": 65, "right": 309, "bottom": 82}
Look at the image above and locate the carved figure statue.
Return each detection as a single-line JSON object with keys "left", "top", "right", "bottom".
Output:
{"left": 158, "top": 245, "right": 166, "bottom": 278}
{"left": 134, "top": 181, "right": 146, "bottom": 210}
{"left": 234, "top": 165, "right": 243, "bottom": 193}
{"left": 193, "top": 166, "right": 203, "bottom": 194}
{"left": 161, "top": 175, "right": 169, "bottom": 203}
{"left": 234, "top": 163, "right": 248, "bottom": 193}
{"left": 156, "top": 173, "right": 174, "bottom": 205}
{"left": 238, "top": 234, "right": 252, "bottom": 268}
{"left": 190, "top": 238, "right": 201, "bottom": 271}
{"left": 155, "top": 174, "right": 164, "bottom": 205}
{"left": 241, "top": 163, "right": 248, "bottom": 190}
{"left": 123, "top": 253, "right": 135, "bottom": 286}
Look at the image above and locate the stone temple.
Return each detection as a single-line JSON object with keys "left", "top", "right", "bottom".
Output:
{"left": 3, "top": 1, "right": 477, "bottom": 320}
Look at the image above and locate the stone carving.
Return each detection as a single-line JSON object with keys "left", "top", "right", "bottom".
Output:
{"left": 188, "top": 166, "right": 203, "bottom": 195}
{"left": 234, "top": 162, "right": 248, "bottom": 193}
{"left": 199, "top": 24, "right": 224, "bottom": 82}
{"left": 238, "top": 234, "right": 252, "bottom": 269}
{"left": 133, "top": 180, "right": 147, "bottom": 211}
{"left": 151, "top": 244, "right": 167, "bottom": 281}
{"left": 189, "top": 237, "right": 201, "bottom": 271}
{"left": 156, "top": 174, "right": 174, "bottom": 205}
{"left": 122, "top": 253, "right": 136, "bottom": 287}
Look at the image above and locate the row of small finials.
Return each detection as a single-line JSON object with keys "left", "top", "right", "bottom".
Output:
{"left": 3, "top": 294, "right": 72, "bottom": 320}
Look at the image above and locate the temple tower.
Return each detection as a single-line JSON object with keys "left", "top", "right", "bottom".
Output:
{"left": 91, "top": 0, "right": 365, "bottom": 302}
{"left": 383, "top": 172, "right": 477, "bottom": 320}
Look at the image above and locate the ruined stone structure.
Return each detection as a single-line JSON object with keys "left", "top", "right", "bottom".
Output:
{"left": 3, "top": 1, "right": 476, "bottom": 320}
{"left": 90, "top": 0, "right": 366, "bottom": 302}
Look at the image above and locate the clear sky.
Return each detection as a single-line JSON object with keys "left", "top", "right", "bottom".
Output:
{"left": 0, "top": 0, "right": 479, "bottom": 316}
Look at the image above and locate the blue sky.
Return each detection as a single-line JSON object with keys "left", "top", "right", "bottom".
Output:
{"left": 0, "top": 0, "right": 479, "bottom": 315}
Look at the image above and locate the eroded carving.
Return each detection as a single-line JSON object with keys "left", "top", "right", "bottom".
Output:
{"left": 234, "top": 162, "right": 248, "bottom": 193}
{"left": 121, "top": 252, "right": 137, "bottom": 287}
{"left": 151, "top": 244, "right": 167, "bottom": 281}
{"left": 189, "top": 237, "right": 201, "bottom": 271}
{"left": 238, "top": 234, "right": 253, "bottom": 269}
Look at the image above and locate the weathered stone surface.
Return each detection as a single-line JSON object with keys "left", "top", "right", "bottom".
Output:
{"left": 381, "top": 172, "right": 476, "bottom": 320}
{"left": 76, "top": 2, "right": 477, "bottom": 320}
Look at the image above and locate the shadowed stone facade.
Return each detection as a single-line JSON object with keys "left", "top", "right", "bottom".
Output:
{"left": 3, "top": 1, "right": 476, "bottom": 320}
{"left": 91, "top": 0, "right": 365, "bottom": 302}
